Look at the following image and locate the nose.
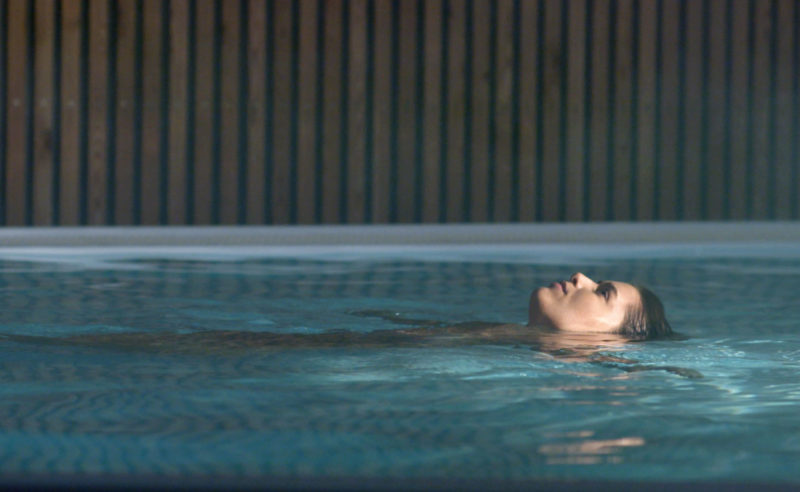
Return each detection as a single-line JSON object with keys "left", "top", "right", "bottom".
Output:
{"left": 570, "top": 272, "right": 597, "bottom": 289}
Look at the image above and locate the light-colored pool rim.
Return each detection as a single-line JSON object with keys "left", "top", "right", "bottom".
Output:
{"left": 0, "top": 221, "right": 798, "bottom": 247}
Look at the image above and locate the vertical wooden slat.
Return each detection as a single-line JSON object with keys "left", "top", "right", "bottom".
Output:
{"left": 347, "top": 0, "right": 367, "bottom": 223}
{"left": 219, "top": 0, "right": 240, "bottom": 224}
{"left": 517, "top": 0, "right": 538, "bottom": 221}
{"left": 396, "top": 0, "right": 417, "bottom": 223}
{"left": 33, "top": 0, "right": 54, "bottom": 225}
{"left": 636, "top": 0, "right": 657, "bottom": 221}
{"left": 0, "top": 0, "right": 5, "bottom": 224}
{"left": 445, "top": 0, "right": 465, "bottom": 222}
{"left": 493, "top": 0, "right": 513, "bottom": 222}
{"left": 657, "top": 0, "right": 679, "bottom": 220}
{"left": 87, "top": 0, "right": 108, "bottom": 225}
{"left": 371, "top": 0, "right": 391, "bottom": 223}
{"left": 705, "top": 0, "right": 727, "bottom": 220}
{"left": 750, "top": 0, "right": 771, "bottom": 219}
{"left": 323, "top": 0, "right": 344, "bottom": 223}
{"left": 728, "top": 0, "right": 749, "bottom": 219}
{"left": 141, "top": 0, "right": 162, "bottom": 225}
{"left": 469, "top": 0, "right": 489, "bottom": 222}
{"left": 540, "top": 0, "right": 562, "bottom": 221}
{"left": 192, "top": 0, "right": 214, "bottom": 224}
{"left": 167, "top": 0, "right": 188, "bottom": 224}
{"left": 296, "top": 0, "right": 317, "bottom": 224}
{"left": 423, "top": 0, "right": 444, "bottom": 223}
{"left": 682, "top": 0, "right": 703, "bottom": 220}
{"left": 271, "top": 0, "right": 292, "bottom": 224}
{"left": 564, "top": 0, "right": 585, "bottom": 222}
{"left": 774, "top": 0, "right": 795, "bottom": 219}
{"left": 588, "top": 0, "right": 609, "bottom": 221}
{"left": 246, "top": 0, "right": 266, "bottom": 224}
{"left": 6, "top": 0, "right": 29, "bottom": 225}
{"left": 114, "top": 0, "right": 136, "bottom": 225}
{"left": 795, "top": 1, "right": 800, "bottom": 220}
{"left": 60, "top": 0, "right": 82, "bottom": 225}
{"left": 612, "top": 0, "right": 632, "bottom": 220}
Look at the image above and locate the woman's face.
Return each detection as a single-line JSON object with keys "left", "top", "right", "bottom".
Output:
{"left": 528, "top": 272, "right": 642, "bottom": 333}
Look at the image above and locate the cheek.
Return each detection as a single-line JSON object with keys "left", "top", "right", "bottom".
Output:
{"left": 563, "top": 295, "right": 622, "bottom": 331}
{"left": 564, "top": 294, "right": 599, "bottom": 319}
{"left": 547, "top": 293, "right": 600, "bottom": 330}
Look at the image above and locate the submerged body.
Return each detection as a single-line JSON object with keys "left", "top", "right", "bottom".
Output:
{"left": 2, "top": 317, "right": 617, "bottom": 354}
{"left": 1, "top": 313, "right": 696, "bottom": 377}
{"left": 2, "top": 273, "right": 688, "bottom": 374}
{"left": 3, "top": 272, "right": 669, "bottom": 353}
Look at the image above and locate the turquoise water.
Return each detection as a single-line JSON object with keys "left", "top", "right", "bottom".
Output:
{"left": 0, "top": 244, "right": 799, "bottom": 485}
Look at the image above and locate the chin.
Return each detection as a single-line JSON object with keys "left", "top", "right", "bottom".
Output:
{"left": 528, "top": 288, "right": 551, "bottom": 326}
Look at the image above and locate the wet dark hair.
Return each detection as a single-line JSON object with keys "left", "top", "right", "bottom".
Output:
{"left": 617, "top": 285, "right": 672, "bottom": 340}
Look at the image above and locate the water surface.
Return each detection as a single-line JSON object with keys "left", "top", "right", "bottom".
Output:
{"left": 0, "top": 244, "right": 798, "bottom": 484}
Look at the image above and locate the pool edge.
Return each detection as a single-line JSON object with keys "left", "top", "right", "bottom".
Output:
{"left": 0, "top": 474, "right": 797, "bottom": 492}
{"left": 0, "top": 222, "right": 798, "bottom": 247}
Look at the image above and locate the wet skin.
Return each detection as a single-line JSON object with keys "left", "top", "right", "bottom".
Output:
{"left": 529, "top": 272, "right": 643, "bottom": 334}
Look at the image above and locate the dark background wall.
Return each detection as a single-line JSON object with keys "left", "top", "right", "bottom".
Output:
{"left": 0, "top": 0, "right": 798, "bottom": 226}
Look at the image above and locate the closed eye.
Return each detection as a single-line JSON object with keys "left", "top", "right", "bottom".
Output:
{"left": 597, "top": 282, "right": 616, "bottom": 301}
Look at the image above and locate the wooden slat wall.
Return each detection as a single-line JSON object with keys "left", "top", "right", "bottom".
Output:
{"left": 1, "top": 0, "right": 799, "bottom": 226}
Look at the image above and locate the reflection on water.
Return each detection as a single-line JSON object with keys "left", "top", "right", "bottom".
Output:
{"left": 539, "top": 432, "right": 646, "bottom": 465}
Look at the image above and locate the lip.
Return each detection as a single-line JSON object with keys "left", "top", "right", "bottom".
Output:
{"left": 550, "top": 281, "right": 567, "bottom": 294}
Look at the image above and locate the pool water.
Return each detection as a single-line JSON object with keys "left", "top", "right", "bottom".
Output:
{"left": 0, "top": 244, "right": 799, "bottom": 485}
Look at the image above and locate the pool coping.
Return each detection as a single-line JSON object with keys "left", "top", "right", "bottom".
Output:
{"left": 0, "top": 221, "right": 798, "bottom": 246}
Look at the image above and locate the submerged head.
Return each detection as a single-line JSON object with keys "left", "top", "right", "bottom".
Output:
{"left": 528, "top": 272, "right": 672, "bottom": 340}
